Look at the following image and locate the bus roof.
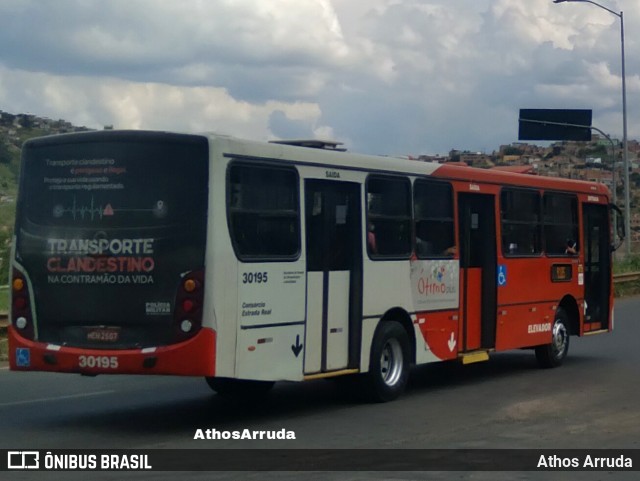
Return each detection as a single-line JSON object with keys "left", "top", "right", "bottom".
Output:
{"left": 215, "top": 132, "right": 610, "bottom": 198}
{"left": 434, "top": 162, "right": 610, "bottom": 197}
{"left": 23, "top": 129, "right": 611, "bottom": 198}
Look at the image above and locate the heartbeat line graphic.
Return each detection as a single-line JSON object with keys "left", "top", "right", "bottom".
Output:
{"left": 54, "top": 196, "right": 106, "bottom": 221}
{"left": 53, "top": 198, "right": 167, "bottom": 222}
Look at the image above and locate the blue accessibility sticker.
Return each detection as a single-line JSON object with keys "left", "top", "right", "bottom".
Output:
{"left": 497, "top": 265, "right": 507, "bottom": 287}
{"left": 16, "top": 348, "right": 31, "bottom": 367}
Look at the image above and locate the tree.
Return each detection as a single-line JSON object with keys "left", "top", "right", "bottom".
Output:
{"left": 503, "top": 146, "right": 524, "bottom": 156}
{"left": 18, "top": 115, "right": 33, "bottom": 129}
{"left": 0, "top": 141, "right": 11, "bottom": 164}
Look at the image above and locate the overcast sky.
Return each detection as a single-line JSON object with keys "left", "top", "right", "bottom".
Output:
{"left": 0, "top": 0, "right": 638, "bottom": 156}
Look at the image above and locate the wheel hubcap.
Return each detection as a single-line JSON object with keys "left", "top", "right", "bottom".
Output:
{"left": 552, "top": 321, "right": 568, "bottom": 359}
{"left": 380, "top": 338, "right": 403, "bottom": 387}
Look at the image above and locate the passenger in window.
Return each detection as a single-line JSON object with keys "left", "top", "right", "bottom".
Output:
{"left": 420, "top": 240, "right": 451, "bottom": 256}
{"left": 368, "top": 222, "right": 378, "bottom": 255}
{"left": 566, "top": 239, "right": 578, "bottom": 255}
{"left": 416, "top": 235, "right": 456, "bottom": 257}
{"left": 442, "top": 245, "right": 457, "bottom": 256}
{"left": 415, "top": 236, "right": 432, "bottom": 257}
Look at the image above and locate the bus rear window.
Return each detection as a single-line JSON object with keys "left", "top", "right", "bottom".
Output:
{"left": 21, "top": 134, "right": 208, "bottom": 228}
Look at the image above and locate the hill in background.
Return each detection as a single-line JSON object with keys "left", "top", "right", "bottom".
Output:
{"left": 0, "top": 111, "right": 91, "bottom": 284}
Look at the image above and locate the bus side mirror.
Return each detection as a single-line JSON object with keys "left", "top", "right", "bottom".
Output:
{"left": 610, "top": 203, "right": 625, "bottom": 251}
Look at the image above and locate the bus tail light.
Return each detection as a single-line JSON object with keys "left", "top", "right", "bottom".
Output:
{"left": 182, "top": 299, "right": 195, "bottom": 313}
{"left": 174, "top": 270, "right": 204, "bottom": 341}
{"left": 183, "top": 278, "right": 198, "bottom": 293}
{"left": 11, "top": 269, "right": 35, "bottom": 340}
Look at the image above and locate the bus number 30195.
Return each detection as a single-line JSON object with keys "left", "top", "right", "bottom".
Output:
{"left": 78, "top": 355, "right": 118, "bottom": 369}
{"left": 242, "top": 272, "right": 268, "bottom": 284}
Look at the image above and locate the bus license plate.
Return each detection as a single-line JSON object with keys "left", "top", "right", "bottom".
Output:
{"left": 85, "top": 328, "right": 120, "bottom": 342}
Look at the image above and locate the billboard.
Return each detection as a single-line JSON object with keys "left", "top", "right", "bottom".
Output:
{"left": 518, "top": 109, "right": 592, "bottom": 141}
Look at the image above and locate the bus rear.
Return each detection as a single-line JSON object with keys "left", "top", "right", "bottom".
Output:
{"left": 9, "top": 131, "right": 215, "bottom": 376}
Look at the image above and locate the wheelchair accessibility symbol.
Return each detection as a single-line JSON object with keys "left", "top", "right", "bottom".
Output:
{"left": 16, "top": 348, "right": 31, "bottom": 367}
{"left": 498, "top": 265, "right": 507, "bottom": 287}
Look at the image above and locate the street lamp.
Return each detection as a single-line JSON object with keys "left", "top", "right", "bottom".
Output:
{"left": 553, "top": 0, "right": 630, "bottom": 255}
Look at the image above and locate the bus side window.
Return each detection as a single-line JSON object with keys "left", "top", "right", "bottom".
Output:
{"left": 228, "top": 163, "right": 300, "bottom": 260}
{"left": 413, "top": 180, "right": 455, "bottom": 258}
{"left": 366, "top": 175, "right": 411, "bottom": 258}
{"left": 500, "top": 188, "right": 542, "bottom": 256}
{"left": 543, "top": 193, "right": 578, "bottom": 256}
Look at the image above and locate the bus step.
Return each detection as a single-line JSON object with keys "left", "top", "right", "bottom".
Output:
{"left": 303, "top": 368, "right": 360, "bottom": 381}
{"left": 583, "top": 329, "right": 609, "bottom": 337}
{"left": 459, "top": 350, "right": 490, "bottom": 365}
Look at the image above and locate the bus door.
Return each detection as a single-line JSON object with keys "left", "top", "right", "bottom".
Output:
{"left": 304, "top": 180, "right": 363, "bottom": 374}
{"left": 458, "top": 193, "right": 497, "bottom": 351}
{"left": 582, "top": 204, "right": 611, "bottom": 329}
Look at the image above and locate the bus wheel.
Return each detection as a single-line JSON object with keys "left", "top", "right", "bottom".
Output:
{"left": 363, "top": 321, "right": 410, "bottom": 402}
{"left": 205, "top": 377, "right": 274, "bottom": 400}
{"left": 535, "top": 307, "right": 570, "bottom": 369}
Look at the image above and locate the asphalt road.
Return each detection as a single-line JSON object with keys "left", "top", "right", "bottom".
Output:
{"left": 1, "top": 297, "right": 639, "bottom": 480}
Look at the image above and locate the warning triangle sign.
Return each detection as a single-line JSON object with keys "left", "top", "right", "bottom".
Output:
{"left": 103, "top": 204, "right": 114, "bottom": 216}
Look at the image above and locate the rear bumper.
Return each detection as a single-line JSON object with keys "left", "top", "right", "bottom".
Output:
{"left": 8, "top": 326, "right": 216, "bottom": 376}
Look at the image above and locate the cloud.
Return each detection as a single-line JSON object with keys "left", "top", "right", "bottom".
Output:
{"left": 0, "top": 66, "right": 322, "bottom": 141}
{"left": 0, "top": 1, "right": 349, "bottom": 90}
{"left": 0, "top": 0, "right": 637, "bottom": 155}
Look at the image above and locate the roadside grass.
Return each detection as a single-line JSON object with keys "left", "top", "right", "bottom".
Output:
{"left": 614, "top": 253, "right": 640, "bottom": 273}
{"left": 613, "top": 255, "right": 640, "bottom": 298}
{"left": 0, "top": 287, "right": 6, "bottom": 358}
{"left": 0, "top": 286, "right": 7, "bottom": 313}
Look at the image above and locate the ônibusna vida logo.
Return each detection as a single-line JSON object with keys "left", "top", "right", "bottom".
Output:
{"left": 7, "top": 451, "right": 40, "bottom": 469}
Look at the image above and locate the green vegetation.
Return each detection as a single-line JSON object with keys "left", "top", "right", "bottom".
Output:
{"left": 578, "top": 144, "right": 609, "bottom": 159}
{"left": 613, "top": 255, "right": 640, "bottom": 298}
{"left": 614, "top": 254, "right": 640, "bottom": 273}
{"left": 0, "top": 145, "right": 19, "bottom": 287}
{"left": 0, "top": 286, "right": 7, "bottom": 314}
{"left": 502, "top": 146, "right": 524, "bottom": 156}
{"left": 0, "top": 113, "right": 72, "bottom": 286}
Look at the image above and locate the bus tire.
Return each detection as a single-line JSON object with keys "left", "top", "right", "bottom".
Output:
{"left": 362, "top": 321, "right": 410, "bottom": 402}
{"left": 205, "top": 377, "right": 274, "bottom": 400}
{"left": 535, "top": 307, "right": 570, "bottom": 369}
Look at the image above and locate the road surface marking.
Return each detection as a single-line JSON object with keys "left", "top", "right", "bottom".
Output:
{"left": 0, "top": 390, "right": 116, "bottom": 408}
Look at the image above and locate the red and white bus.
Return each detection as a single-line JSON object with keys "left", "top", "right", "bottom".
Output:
{"left": 9, "top": 130, "right": 623, "bottom": 402}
